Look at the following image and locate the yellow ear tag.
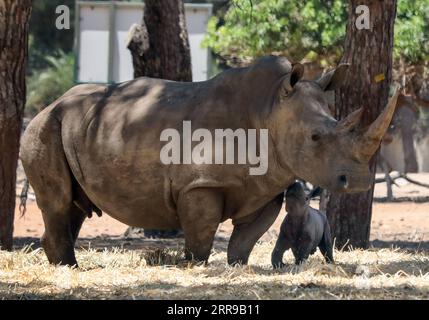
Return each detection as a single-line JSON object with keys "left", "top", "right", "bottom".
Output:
{"left": 374, "top": 73, "right": 386, "bottom": 83}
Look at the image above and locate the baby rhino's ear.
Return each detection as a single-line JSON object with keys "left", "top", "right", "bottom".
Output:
{"left": 308, "top": 187, "right": 322, "bottom": 199}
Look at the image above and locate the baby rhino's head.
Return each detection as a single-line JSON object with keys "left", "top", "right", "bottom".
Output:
{"left": 285, "top": 182, "right": 307, "bottom": 213}
{"left": 285, "top": 182, "right": 321, "bottom": 214}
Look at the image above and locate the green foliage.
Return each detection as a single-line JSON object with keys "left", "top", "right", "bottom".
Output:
{"left": 203, "top": 0, "right": 429, "bottom": 66}
{"left": 26, "top": 1, "right": 76, "bottom": 117}
{"left": 28, "top": 0, "right": 75, "bottom": 72}
{"left": 203, "top": 0, "right": 346, "bottom": 65}
{"left": 26, "top": 52, "right": 75, "bottom": 116}
{"left": 395, "top": 0, "right": 429, "bottom": 64}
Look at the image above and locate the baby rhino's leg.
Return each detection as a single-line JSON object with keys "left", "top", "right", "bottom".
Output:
{"left": 271, "top": 224, "right": 291, "bottom": 269}
{"left": 318, "top": 221, "right": 334, "bottom": 263}
{"left": 294, "top": 234, "right": 314, "bottom": 265}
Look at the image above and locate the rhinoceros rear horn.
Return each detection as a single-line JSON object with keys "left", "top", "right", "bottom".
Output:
{"left": 336, "top": 107, "right": 364, "bottom": 133}
{"left": 317, "top": 64, "right": 350, "bottom": 91}
{"left": 359, "top": 86, "right": 400, "bottom": 160}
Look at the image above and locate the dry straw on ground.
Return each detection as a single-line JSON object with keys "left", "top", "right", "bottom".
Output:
{"left": 1, "top": 241, "right": 428, "bottom": 300}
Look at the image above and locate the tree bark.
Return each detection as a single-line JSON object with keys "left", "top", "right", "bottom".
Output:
{"left": 128, "top": 0, "right": 192, "bottom": 81}
{"left": 0, "top": 0, "right": 32, "bottom": 250}
{"left": 323, "top": 0, "right": 397, "bottom": 249}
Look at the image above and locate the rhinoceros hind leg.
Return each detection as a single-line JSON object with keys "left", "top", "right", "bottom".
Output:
{"left": 21, "top": 114, "right": 84, "bottom": 267}
{"left": 177, "top": 188, "right": 223, "bottom": 263}
{"left": 40, "top": 203, "right": 86, "bottom": 267}
{"left": 228, "top": 193, "right": 283, "bottom": 266}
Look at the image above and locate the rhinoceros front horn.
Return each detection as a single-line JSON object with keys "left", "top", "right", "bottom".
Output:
{"left": 359, "top": 86, "right": 400, "bottom": 160}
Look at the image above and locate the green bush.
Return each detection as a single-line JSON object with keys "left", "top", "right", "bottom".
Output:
{"left": 28, "top": 0, "right": 75, "bottom": 72}
{"left": 26, "top": 52, "right": 75, "bottom": 116}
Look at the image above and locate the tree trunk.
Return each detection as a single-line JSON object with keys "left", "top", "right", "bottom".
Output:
{"left": 323, "top": 0, "right": 397, "bottom": 249}
{"left": 128, "top": 0, "right": 192, "bottom": 81}
{"left": 0, "top": 0, "right": 32, "bottom": 250}
{"left": 126, "top": 0, "right": 192, "bottom": 238}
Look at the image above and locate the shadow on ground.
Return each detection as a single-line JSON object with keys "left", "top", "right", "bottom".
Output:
{"left": 370, "top": 239, "right": 429, "bottom": 252}
{"left": 13, "top": 236, "right": 429, "bottom": 253}
{"left": 13, "top": 235, "right": 230, "bottom": 252}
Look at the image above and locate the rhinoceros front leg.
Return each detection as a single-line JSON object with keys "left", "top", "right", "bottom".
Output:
{"left": 177, "top": 188, "right": 223, "bottom": 262}
{"left": 271, "top": 223, "right": 291, "bottom": 269}
{"left": 227, "top": 193, "right": 284, "bottom": 266}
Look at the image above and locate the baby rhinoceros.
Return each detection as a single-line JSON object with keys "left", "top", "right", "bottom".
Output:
{"left": 272, "top": 182, "right": 334, "bottom": 268}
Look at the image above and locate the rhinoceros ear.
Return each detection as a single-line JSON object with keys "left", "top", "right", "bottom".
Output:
{"left": 283, "top": 63, "right": 304, "bottom": 92}
{"left": 317, "top": 64, "right": 350, "bottom": 91}
{"left": 290, "top": 63, "right": 304, "bottom": 86}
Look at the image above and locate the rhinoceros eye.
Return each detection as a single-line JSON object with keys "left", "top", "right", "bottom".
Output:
{"left": 311, "top": 133, "right": 321, "bottom": 142}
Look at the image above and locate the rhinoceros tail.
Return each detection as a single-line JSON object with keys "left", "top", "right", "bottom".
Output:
{"left": 18, "top": 177, "right": 30, "bottom": 217}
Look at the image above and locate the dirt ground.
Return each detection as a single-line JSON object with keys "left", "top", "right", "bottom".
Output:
{"left": 13, "top": 173, "right": 429, "bottom": 252}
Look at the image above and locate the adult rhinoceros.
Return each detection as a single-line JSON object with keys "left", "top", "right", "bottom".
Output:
{"left": 20, "top": 56, "right": 399, "bottom": 267}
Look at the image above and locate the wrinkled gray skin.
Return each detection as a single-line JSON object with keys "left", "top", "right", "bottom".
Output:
{"left": 20, "top": 56, "right": 399, "bottom": 267}
{"left": 272, "top": 182, "right": 333, "bottom": 268}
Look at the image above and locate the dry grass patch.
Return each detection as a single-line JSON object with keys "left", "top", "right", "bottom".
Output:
{"left": 1, "top": 242, "right": 429, "bottom": 300}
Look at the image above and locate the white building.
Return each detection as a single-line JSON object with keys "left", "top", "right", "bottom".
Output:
{"left": 75, "top": 1, "right": 213, "bottom": 83}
